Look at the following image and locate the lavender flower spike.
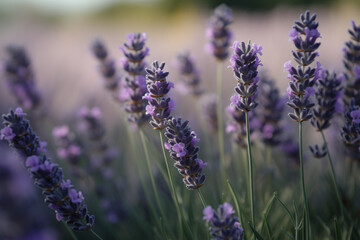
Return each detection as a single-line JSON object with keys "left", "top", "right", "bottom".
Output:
{"left": 164, "top": 117, "right": 206, "bottom": 189}
{"left": 230, "top": 41, "right": 263, "bottom": 112}
{"left": 1, "top": 108, "right": 95, "bottom": 231}
{"left": 341, "top": 98, "right": 360, "bottom": 156}
{"left": 285, "top": 10, "right": 321, "bottom": 122}
{"left": 3, "top": 46, "right": 41, "bottom": 110}
{"left": 206, "top": 4, "right": 233, "bottom": 61}
{"left": 203, "top": 202, "right": 244, "bottom": 240}
{"left": 144, "top": 61, "right": 175, "bottom": 130}
{"left": 121, "top": 33, "right": 150, "bottom": 125}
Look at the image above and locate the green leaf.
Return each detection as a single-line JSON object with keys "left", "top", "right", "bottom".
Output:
{"left": 248, "top": 222, "right": 265, "bottom": 240}
{"left": 275, "top": 193, "right": 296, "bottom": 226}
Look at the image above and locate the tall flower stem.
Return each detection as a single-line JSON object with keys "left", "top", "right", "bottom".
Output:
{"left": 245, "top": 111, "right": 255, "bottom": 235}
{"left": 299, "top": 122, "right": 311, "bottom": 240}
{"left": 90, "top": 229, "right": 104, "bottom": 240}
{"left": 216, "top": 62, "right": 226, "bottom": 184}
{"left": 197, "top": 189, "right": 207, "bottom": 208}
{"left": 159, "top": 131, "right": 185, "bottom": 239}
{"left": 139, "top": 129, "right": 167, "bottom": 226}
{"left": 320, "top": 131, "right": 344, "bottom": 218}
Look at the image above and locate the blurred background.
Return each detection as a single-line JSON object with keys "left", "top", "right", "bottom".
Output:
{"left": 0, "top": 0, "right": 360, "bottom": 239}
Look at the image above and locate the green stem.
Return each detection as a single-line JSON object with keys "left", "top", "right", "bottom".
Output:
{"left": 197, "top": 188, "right": 207, "bottom": 208}
{"left": 90, "top": 229, "right": 104, "bottom": 240}
{"left": 320, "top": 130, "right": 344, "bottom": 219}
{"left": 159, "top": 131, "right": 185, "bottom": 239}
{"left": 62, "top": 221, "right": 78, "bottom": 240}
{"left": 245, "top": 111, "right": 255, "bottom": 237}
{"left": 216, "top": 62, "right": 226, "bottom": 183}
{"left": 139, "top": 129, "right": 167, "bottom": 225}
{"left": 299, "top": 122, "right": 311, "bottom": 240}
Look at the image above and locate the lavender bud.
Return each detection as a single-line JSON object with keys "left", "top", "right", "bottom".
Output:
{"left": 174, "top": 51, "right": 203, "bottom": 96}
{"left": 285, "top": 10, "right": 321, "bottom": 122}
{"left": 1, "top": 108, "right": 95, "bottom": 230}
{"left": 144, "top": 61, "right": 175, "bottom": 130}
{"left": 206, "top": 4, "right": 233, "bottom": 61}
{"left": 78, "top": 106, "right": 105, "bottom": 141}
{"left": 120, "top": 33, "right": 150, "bottom": 125}
{"left": 311, "top": 70, "right": 343, "bottom": 131}
{"left": 341, "top": 98, "right": 360, "bottom": 157}
{"left": 309, "top": 144, "right": 327, "bottom": 158}
{"left": 164, "top": 117, "right": 206, "bottom": 189}
{"left": 203, "top": 202, "right": 244, "bottom": 240}
{"left": 342, "top": 21, "right": 360, "bottom": 107}
{"left": 230, "top": 41, "right": 263, "bottom": 112}
{"left": 3, "top": 46, "right": 41, "bottom": 110}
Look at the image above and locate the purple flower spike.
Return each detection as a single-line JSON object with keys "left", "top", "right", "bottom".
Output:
{"left": 201, "top": 94, "right": 218, "bottom": 134}
{"left": 286, "top": 10, "right": 320, "bottom": 123}
{"left": 78, "top": 106, "right": 105, "bottom": 140}
{"left": 3, "top": 46, "right": 41, "bottom": 110}
{"left": 230, "top": 41, "right": 263, "bottom": 112}
{"left": 341, "top": 99, "right": 360, "bottom": 156}
{"left": 144, "top": 61, "right": 175, "bottom": 130}
{"left": 203, "top": 202, "right": 244, "bottom": 240}
{"left": 121, "top": 33, "right": 150, "bottom": 126}
{"left": 1, "top": 108, "right": 95, "bottom": 231}
{"left": 164, "top": 117, "right": 206, "bottom": 190}
{"left": 206, "top": 4, "right": 233, "bottom": 61}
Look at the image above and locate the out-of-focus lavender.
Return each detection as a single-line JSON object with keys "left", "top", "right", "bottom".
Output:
{"left": 201, "top": 94, "right": 218, "bottom": 134}
{"left": 144, "top": 61, "right": 175, "bottom": 130}
{"left": 120, "top": 33, "right": 150, "bottom": 126}
{"left": 342, "top": 21, "right": 360, "bottom": 107}
{"left": 285, "top": 10, "right": 321, "bottom": 123}
{"left": 2, "top": 46, "right": 41, "bottom": 110}
{"left": 203, "top": 202, "right": 244, "bottom": 240}
{"left": 309, "top": 144, "right": 327, "bottom": 158}
{"left": 206, "top": 4, "right": 233, "bottom": 61}
{"left": 1, "top": 108, "right": 95, "bottom": 231}
{"left": 174, "top": 51, "right": 203, "bottom": 97}
{"left": 341, "top": 99, "right": 360, "bottom": 158}
{"left": 230, "top": 41, "right": 262, "bottom": 112}
{"left": 164, "top": 117, "right": 206, "bottom": 189}
{"left": 257, "top": 78, "right": 286, "bottom": 146}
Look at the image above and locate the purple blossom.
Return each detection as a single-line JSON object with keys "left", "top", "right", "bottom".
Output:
{"left": 0, "top": 126, "right": 15, "bottom": 140}
{"left": 172, "top": 143, "right": 187, "bottom": 158}
{"left": 26, "top": 156, "right": 40, "bottom": 172}
{"left": 351, "top": 110, "right": 360, "bottom": 124}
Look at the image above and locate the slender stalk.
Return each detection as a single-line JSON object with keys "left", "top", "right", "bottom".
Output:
{"left": 216, "top": 62, "right": 226, "bottom": 183}
{"left": 299, "top": 122, "right": 310, "bottom": 240}
{"left": 62, "top": 221, "right": 78, "bottom": 240}
{"left": 139, "top": 129, "right": 167, "bottom": 224}
{"left": 245, "top": 111, "right": 255, "bottom": 237}
{"left": 320, "top": 130, "right": 344, "bottom": 218}
{"left": 197, "top": 188, "right": 207, "bottom": 208}
{"left": 90, "top": 229, "right": 104, "bottom": 240}
{"left": 159, "top": 131, "right": 184, "bottom": 239}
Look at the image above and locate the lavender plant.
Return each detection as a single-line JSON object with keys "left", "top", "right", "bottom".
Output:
{"left": 174, "top": 51, "right": 203, "bottom": 97}
{"left": 285, "top": 10, "right": 322, "bottom": 239}
{"left": 3, "top": 46, "right": 41, "bottom": 110}
{"left": 120, "top": 33, "right": 150, "bottom": 125}
{"left": 203, "top": 202, "right": 244, "bottom": 240}
{"left": 0, "top": 108, "right": 95, "bottom": 232}
{"left": 230, "top": 40, "right": 262, "bottom": 231}
{"left": 341, "top": 99, "right": 360, "bottom": 156}
{"left": 342, "top": 21, "right": 360, "bottom": 107}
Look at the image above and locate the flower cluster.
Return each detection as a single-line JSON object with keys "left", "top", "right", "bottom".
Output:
{"left": 206, "top": 4, "right": 233, "bottom": 61}
{"left": 164, "top": 117, "right": 206, "bottom": 189}
{"left": 144, "top": 61, "right": 175, "bottom": 130}
{"left": 230, "top": 41, "right": 263, "bottom": 112}
{"left": 309, "top": 144, "right": 327, "bottom": 158}
{"left": 1, "top": 108, "right": 94, "bottom": 231}
{"left": 202, "top": 94, "right": 218, "bottom": 134}
{"left": 257, "top": 78, "right": 286, "bottom": 146}
{"left": 285, "top": 10, "right": 322, "bottom": 122}
{"left": 341, "top": 99, "right": 360, "bottom": 156}
{"left": 342, "top": 21, "right": 360, "bottom": 106}
{"left": 311, "top": 70, "right": 343, "bottom": 131}
{"left": 91, "top": 39, "right": 119, "bottom": 91}
{"left": 203, "top": 202, "right": 244, "bottom": 240}
{"left": 120, "top": 33, "right": 150, "bottom": 125}
{"left": 174, "top": 51, "right": 203, "bottom": 96}
{"left": 227, "top": 95, "right": 259, "bottom": 148}
{"left": 3, "top": 46, "right": 41, "bottom": 110}
{"left": 78, "top": 106, "right": 105, "bottom": 141}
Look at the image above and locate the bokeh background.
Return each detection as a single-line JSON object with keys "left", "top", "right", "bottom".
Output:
{"left": 0, "top": 0, "right": 360, "bottom": 239}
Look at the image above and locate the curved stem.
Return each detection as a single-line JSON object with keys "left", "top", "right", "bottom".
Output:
{"left": 90, "top": 229, "right": 104, "bottom": 240}
{"left": 320, "top": 130, "right": 344, "bottom": 218}
{"left": 216, "top": 62, "right": 226, "bottom": 184}
{"left": 197, "top": 188, "right": 207, "bottom": 208}
{"left": 299, "top": 122, "right": 311, "bottom": 240}
{"left": 245, "top": 111, "right": 255, "bottom": 237}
